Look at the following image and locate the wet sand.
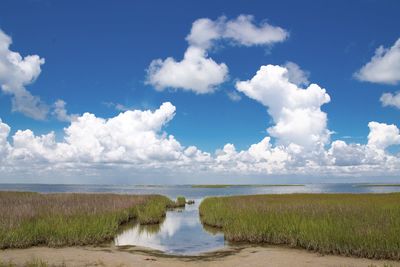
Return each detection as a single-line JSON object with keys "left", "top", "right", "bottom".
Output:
{"left": 1, "top": 245, "right": 399, "bottom": 267}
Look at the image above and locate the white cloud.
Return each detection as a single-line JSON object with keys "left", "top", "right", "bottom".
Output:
{"left": 0, "top": 29, "right": 48, "bottom": 119}
{"left": 236, "top": 64, "right": 331, "bottom": 148}
{"left": 1, "top": 103, "right": 212, "bottom": 173}
{"left": 230, "top": 64, "right": 400, "bottom": 176}
{"left": 61, "top": 102, "right": 186, "bottom": 163}
{"left": 328, "top": 140, "right": 365, "bottom": 166}
{"left": 147, "top": 15, "right": 288, "bottom": 94}
{"left": 367, "top": 121, "right": 400, "bottom": 150}
{"left": 0, "top": 119, "right": 11, "bottom": 161}
{"left": 223, "top": 15, "right": 288, "bottom": 47}
{"left": 380, "top": 91, "right": 400, "bottom": 109}
{"left": 52, "top": 99, "right": 78, "bottom": 122}
{"left": 355, "top": 38, "right": 400, "bottom": 84}
{"left": 186, "top": 15, "right": 288, "bottom": 49}
{"left": 1, "top": 104, "right": 400, "bottom": 180}
{"left": 147, "top": 47, "right": 228, "bottom": 94}
{"left": 327, "top": 123, "right": 400, "bottom": 170}
{"left": 186, "top": 17, "right": 223, "bottom": 50}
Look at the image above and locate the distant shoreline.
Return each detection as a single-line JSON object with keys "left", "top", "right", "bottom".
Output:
{"left": 354, "top": 184, "right": 400, "bottom": 187}
{"left": 191, "top": 184, "right": 304, "bottom": 188}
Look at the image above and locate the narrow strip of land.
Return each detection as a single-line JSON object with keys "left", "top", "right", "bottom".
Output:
{"left": 1, "top": 246, "right": 399, "bottom": 267}
{"left": 191, "top": 184, "right": 304, "bottom": 188}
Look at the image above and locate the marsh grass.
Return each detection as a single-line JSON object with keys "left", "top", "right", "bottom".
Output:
{"left": 176, "top": 196, "right": 186, "bottom": 207}
{"left": 199, "top": 193, "right": 400, "bottom": 260}
{"left": 0, "top": 192, "right": 176, "bottom": 248}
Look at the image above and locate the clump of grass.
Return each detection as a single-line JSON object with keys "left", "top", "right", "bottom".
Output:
{"left": 175, "top": 196, "right": 186, "bottom": 207}
{"left": 0, "top": 192, "right": 175, "bottom": 248}
{"left": 199, "top": 193, "right": 400, "bottom": 260}
{"left": 135, "top": 195, "right": 176, "bottom": 224}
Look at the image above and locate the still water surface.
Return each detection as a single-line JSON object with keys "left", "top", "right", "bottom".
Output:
{"left": 1, "top": 183, "right": 400, "bottom": 255}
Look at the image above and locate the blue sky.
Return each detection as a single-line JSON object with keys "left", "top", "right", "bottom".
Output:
{"left": 0, "top": 0, "right": 399, "bottom": 183}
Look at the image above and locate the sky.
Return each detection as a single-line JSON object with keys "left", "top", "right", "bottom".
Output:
{"left": 0, "top": 0, "right": 400, "bottom": 184}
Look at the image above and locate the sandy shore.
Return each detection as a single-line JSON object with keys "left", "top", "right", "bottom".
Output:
{"left": 1, "top": 245, "right": 399, "bottom": 267}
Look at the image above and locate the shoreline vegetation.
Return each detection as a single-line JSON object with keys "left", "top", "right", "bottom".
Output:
{"left": 2, "top": 191, "right": 400, "bottom": 264}
{"left": 0, "top": 192, "right": 183, "bottom": 249}
{"left": 199, "top": 193, "right": 400, "bottom": 260}
{"left": 191, "top": 184, "right": 304, "bottom": 188}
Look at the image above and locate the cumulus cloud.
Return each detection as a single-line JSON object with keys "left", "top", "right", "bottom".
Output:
{"left": 0, "top": 103, "right": 212, "bottom": 173}
{"left": 0, "top": 119, "right": 11, "bottom": 160}
{"left": 223, "top": 15, "right": 288, "bottom": 47}
{"left": 185, "top": 17, "right": 223, "bottom": 50}
{"left": 225, "top": 63, "right": 400, "bottom": 175}
{"left": 186, "top": 15, "right": 288, "bottom": 49}
{"left": 214, "top": 137, "right": 293, "bottom": 174}
{"left": 231, "top": 64, "right": 400, "bottom": 176}
{"left": 1, "top": 104, "right": 400, "bottom": 180}
{"left": 367, "top": 121, "right": 400, "bottom": 150}
{"left": 380, "top": 91, "right": 400, "bottom": 109}
{"left": 236, "top": 64, "right": 331, "bottom": 148}
{"left": 147, "top": 15, "right": 288, "bottom": 94}
{"left": 328, "top": 140, "right": 366, "bottom": 166}
{"left": 61, "top": 102, "right": 184, "bottom": 162}
{"left": 327, "top": 122, "right": 400, "bottom": 170}
{"left": 147, "top": 47, "right": 228, "bottom": 94}
{"left": 355, "top": 38, "right": 400, "bottom": 84}
{"left": 0, "top": 29, "right": 48, "bottom": 119}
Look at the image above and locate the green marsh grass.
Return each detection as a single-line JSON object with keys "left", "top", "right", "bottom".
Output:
{"left": 176, "top": 196, "right": 186, "bottom": 207}
{"left": 0, "top": 192, "right": 177, "bottom": 248}
{"left": 199, "top": 193, "right": 400, "bottom": 260}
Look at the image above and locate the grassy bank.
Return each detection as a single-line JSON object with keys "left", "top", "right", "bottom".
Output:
{"left": 0, "top": 192, "right": 178, "bottom": 249}
{"left": 199, "top": 193, "right": 400, "bottom": 260}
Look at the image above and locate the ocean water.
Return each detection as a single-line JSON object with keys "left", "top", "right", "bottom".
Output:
{"left": 1, "top": 183, "right": 400, "bottom": 255}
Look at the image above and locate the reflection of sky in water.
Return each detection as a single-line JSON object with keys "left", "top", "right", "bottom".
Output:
{"left": 114, "top": 199, "right": 225, "bottom": 255}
